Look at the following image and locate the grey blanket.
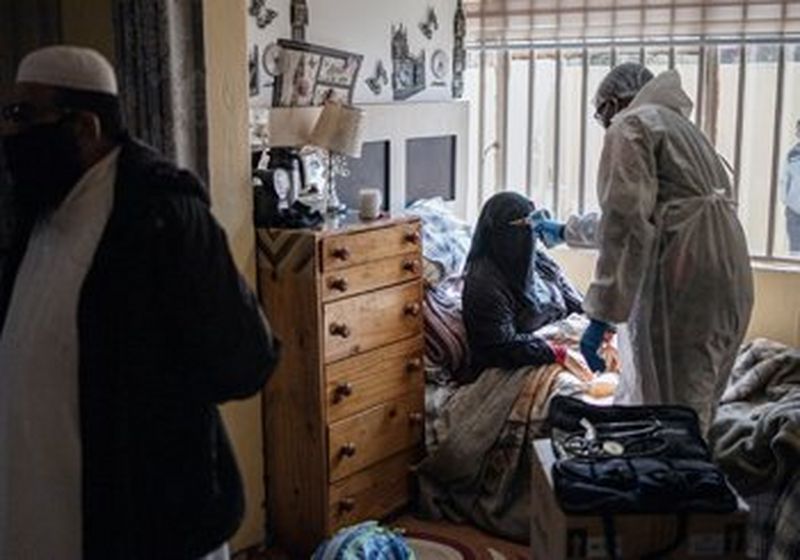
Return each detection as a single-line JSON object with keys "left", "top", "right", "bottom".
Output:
{"left": 709, "top": 338, "right": 800, "bottom": 560}
{"left": 416, "top": 362, "right": 581, "bottom": 542}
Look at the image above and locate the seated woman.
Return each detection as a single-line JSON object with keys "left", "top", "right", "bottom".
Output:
{"left": 462, "top": 192, "right": 590, "bottom": 380}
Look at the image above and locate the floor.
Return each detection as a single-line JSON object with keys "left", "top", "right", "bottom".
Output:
{"left": 232, "top": 515, "right": 529, "bottom": 559}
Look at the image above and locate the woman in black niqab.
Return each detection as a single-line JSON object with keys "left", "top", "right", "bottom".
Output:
{"left": 462, "top": 192, "right": 584, "bottom": 377}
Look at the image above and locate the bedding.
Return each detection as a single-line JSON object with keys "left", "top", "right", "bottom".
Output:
{"left": 709, "top": 338, "right": 800, "bottom": 560}
{"left": 418, "top": 314, "right": 618, "bottom": 541}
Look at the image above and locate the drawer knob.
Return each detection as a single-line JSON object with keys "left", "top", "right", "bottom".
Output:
{"left": 333, "top": 382, "right": 353, "bottom": 402}
{"left": 328, "top": 276, "right": 349, "bottom": 292}
{"left": 403, "top": 302, "right": 421, "bottom": 317}
{"left": 404, "top": 230, "right": 421, "bottom": 245}
{"left": 409, "top": 412, "right": 424, "bottom": 425}
{"left": 402, "top": 259, "right": 420, "bottom": 274}
{"left": 331, "top": 246, "right": 351, "bottom": 261}
{"left": 340, "top": 442, "right": 357, "bottom": 458}
{"left": 338, "top": 497, "right": 356, "bottom": 513}
{"left": 329, "top": 323, "right": 351, "bottom": 338}
{"left": 406, "top": 358, "right": 423, "bottom": 373}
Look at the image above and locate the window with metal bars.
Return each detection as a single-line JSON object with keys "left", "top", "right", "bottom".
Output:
{"left": 464, "top": 39, "right": 800, "bottom": 262}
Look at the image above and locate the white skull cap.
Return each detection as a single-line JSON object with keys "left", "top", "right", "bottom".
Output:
{"left": 16, "top": 45, "right": 118, "bottom": 96}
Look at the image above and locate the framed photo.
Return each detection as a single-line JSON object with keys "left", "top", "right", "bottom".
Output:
{"left": 273, "top": 39, "right": 363, "bottom": 107}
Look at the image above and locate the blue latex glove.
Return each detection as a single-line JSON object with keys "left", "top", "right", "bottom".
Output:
{"left": 534, "top": 218, "right": 567, "bottom": 248}
{"left": 580, "top": 318, "right": 613, "bottom": 372}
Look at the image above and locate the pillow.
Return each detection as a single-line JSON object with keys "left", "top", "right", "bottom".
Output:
{"left": 405, "top": 197, "right": 472, "bottom": 286}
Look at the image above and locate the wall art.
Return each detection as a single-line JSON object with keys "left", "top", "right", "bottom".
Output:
{"left": 419, "top": 7, "right": 439, "bottom": 40}
{"left": 365, "top": 60, "right": 389, "bottom": 96}
{"left": 452, "top": 0, "right": 466, "bottom": 98}
{"left": 291, "top": 0, "right": 309, "bottom": 41}
{"left": 273, "top": 40, "right": 363, "bottom": 107}
{"left": 248, "top": 0, "right": 277, "bottom": 28}
{"left": 249, "top": 44, "right": 260, "bottom": 97}
{"left": 431, "top": 48, "right": 448, "bottom": 86}
{"left": 391, "top": 25, "right": 426, "bottom": 101}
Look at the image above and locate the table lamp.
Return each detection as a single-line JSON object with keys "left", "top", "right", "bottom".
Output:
{"left": 308, "top": 101, "right": 365, "bottom": 214}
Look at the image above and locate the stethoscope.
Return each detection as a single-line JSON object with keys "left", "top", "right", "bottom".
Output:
{"left": 557, "top": 417, "right": 669, "bottom": 459}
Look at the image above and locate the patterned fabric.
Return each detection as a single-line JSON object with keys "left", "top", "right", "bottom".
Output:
{"left": 312, "top": 521, "right": 416, "bottom": 560}
{"left": 405, "top": 198, "right": 472, "bottom": 284}
{"left": 423, "top": 276, "right": 470, "bottom": 383}
{"left": 112, "top": 0, "right": 208, "bottom": 179}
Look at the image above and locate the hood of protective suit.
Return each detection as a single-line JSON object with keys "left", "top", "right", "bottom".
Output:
{"left": 623, "top": 69, "right": 694, "bottom": 120}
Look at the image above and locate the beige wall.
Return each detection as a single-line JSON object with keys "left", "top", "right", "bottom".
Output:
{"left": 60, "top": 0, "right": 115, "bottom": 61}
{"left": 552, "top": 249, "right": 800, "bottom": 347}
{"left": 203, "top": 0, "right": 264, "bottom": 551}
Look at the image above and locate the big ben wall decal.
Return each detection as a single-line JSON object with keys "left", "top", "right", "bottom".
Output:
{"left": 391, "top": 24, "right": 426, "bottom": 101}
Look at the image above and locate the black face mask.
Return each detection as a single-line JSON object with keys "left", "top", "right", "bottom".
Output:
{"left": 1, "top": 119, "right": 84, "bottom": 221}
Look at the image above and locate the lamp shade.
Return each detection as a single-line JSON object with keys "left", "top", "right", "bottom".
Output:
{"left": 308, "top": 102, "right": 366, "bottom": 158}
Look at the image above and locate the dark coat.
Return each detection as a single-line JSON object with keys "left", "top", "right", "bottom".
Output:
{"left": 0, "top": 137, "right": 279, "bottom": 559}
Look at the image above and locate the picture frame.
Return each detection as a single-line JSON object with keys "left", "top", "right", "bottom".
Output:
{"left": 273, "top": 39, "right": 363, "bottom": 107}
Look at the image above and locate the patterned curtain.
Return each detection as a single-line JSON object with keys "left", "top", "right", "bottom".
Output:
{"left": 112, "top": 0, "right": 208, "bottom": 181}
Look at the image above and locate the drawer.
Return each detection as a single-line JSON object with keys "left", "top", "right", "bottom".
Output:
{"left": 324, "top": 281, "right": 422, "bottom": 363}
{"left": 328, "top": 391, "right": 424, "bottom": 482}
{"left": 326, "top": 336, "right": 424, "bottom": 423}
{"left": 328, "top": 449, "right": 419, "bottom": 533}
{"left": 321, "top": 222, "right": 421, "bottom": 272}
{"left": 321, "top": 253, "right": 422, "bottom": 302}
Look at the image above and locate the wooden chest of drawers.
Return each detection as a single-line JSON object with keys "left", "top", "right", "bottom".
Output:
{"left": 256, "top": 214, "right": 424, "bottom": 555}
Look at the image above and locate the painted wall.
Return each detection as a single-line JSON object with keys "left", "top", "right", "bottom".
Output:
{"left": 552, "top": 249, "right": 800, "bottom": 347}
{"left": 248, "top": 0, "right": 456, "bottom": 107}
{"left": 203, "top": 0, "right": 265, "bottom": 551}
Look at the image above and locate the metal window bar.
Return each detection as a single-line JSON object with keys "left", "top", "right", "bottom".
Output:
{"left": 578, "top": 48, "right": 589, "bottom": 213}
{"left": 767, "top": 43, "right": 786, "bottom": 257}
{"left": 478, "top": 47, "right": 486, "bottom": 209}
{"left": 526, "top": 49, "right": 536, "bottom": 199}
{"left": 553, "top": 48, "right": 562, "bottom": 215}
{"left": 468, "top": 32, "right": 800, "bottom": 260}
{"left": 696, "top": 44, "right": 706, "bottom": 129}
{"left": 733, "top": 43, "right": 747, "bottom": 203}
{"left": 498, "top": 49, "right": 510, "bottom": 192}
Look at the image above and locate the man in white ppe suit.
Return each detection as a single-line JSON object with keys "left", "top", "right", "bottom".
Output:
{"left": 535, "top": 63, "right": 753, "bottom": 431}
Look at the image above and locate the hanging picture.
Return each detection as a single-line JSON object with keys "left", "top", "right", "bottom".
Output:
{"left": 272, "top": 40, "right": 363, "bottom": 107}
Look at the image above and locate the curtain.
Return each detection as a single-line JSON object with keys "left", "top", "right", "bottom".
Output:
{"left": 112, "top": 0, "right": 208, "bottom": 180}
{"left": 464, "top": 0, "right": 800, "bottom": 46}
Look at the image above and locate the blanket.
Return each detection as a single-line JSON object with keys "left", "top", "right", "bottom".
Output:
{"left": 416, "top": 314, "right": 616, "bottom": 542}
{"left": 709, "top": 338, "right": 800, "bottom": 560}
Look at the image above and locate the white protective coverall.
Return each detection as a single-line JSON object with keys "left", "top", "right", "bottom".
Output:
{"left": 565, "top": 70, "right": 754, "bottom": 430}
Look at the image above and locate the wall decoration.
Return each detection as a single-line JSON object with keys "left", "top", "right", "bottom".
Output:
{"left": 431, "top": 49, "right": 448, "bottom": 86}
{"left": 262, "top": 42, "right": 285, "bottom": 77}
{"left": 248, "top": 0, "right": 277, "bottom": 28}
{"left": 391, "top": 25, "right": 426, "bottom": 101}
{"left": 249, "top": 44, "right": 260, "bottom": 97}
{"left": 291, "top": 0, "right": 309, "bottom": 41}
{"left": 419, "top": 7, "right": 439, "bottom": 40}
{"left": 273, "top": 40, "right": 363, "bottom": 107}
{"left": 452, "top": 0, "right": 466, "bottom": 98}
{"left": 365, "top": 60, "right": 389, "bottom": 96}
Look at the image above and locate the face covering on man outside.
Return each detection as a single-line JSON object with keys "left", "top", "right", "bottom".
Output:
{"left": 1, "top": 119, "right": 85, "bottom": 221}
